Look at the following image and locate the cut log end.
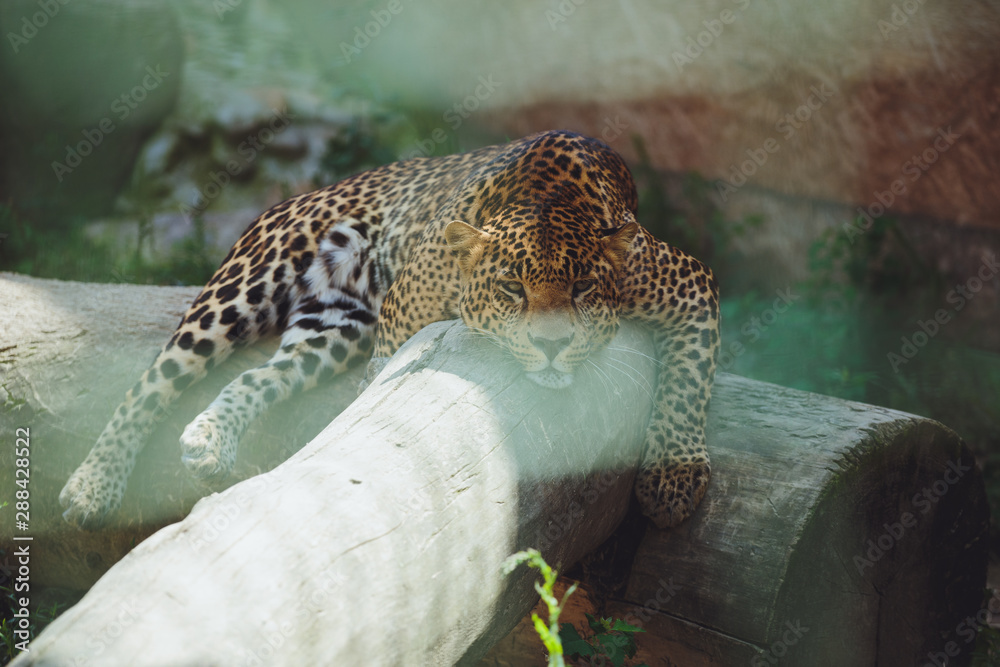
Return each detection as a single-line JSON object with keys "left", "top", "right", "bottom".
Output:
{"left": 609, "top": 381, "right": 988, "bottom": 666}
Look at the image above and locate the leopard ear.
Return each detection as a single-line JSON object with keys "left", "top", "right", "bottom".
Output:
{"left": 601, "top": 222, "right": 639, "bottom": 270}
{"left": 445, "top": 221, "right": 490, "bottom": 274}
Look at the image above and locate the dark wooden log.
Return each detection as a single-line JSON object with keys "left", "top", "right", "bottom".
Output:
{"left": 484, "top": 377, "right": 990, "bottom": 666}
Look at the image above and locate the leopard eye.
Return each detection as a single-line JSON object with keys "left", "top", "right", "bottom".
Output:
{"left": 496, "top": 279, "right": 524, "bottom": 297}
{"left": 572, "top": 278, "right": 597, "bottom": 297}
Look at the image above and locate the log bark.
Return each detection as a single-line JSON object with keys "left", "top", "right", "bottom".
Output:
{"left": 484, "top": 379, "right": 990, "bottom": 666}
{"left": 611, "top": 377, "right": 990, "bottom": 666}
{"left": 2, "top": 272, "right": 658, "bottom": 666}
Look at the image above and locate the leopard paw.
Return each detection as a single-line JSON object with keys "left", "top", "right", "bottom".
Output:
{"left": 634, "top": 459, "right": 711, "bottom": 529}
{"left": 59, "top": 466, "right": 123, "bottom": 530}
{"left": 180, "top": 415, "right": 237, "bottom": 482}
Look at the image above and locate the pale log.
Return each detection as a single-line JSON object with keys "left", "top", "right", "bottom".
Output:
{"left": 0, "top": 273, "right": 360, "bottom": 590}
{"left": 3, "top": 273, "right": 658, "bottom": 666}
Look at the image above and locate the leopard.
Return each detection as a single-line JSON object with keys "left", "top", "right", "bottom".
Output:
{"left": 59, "top": 129, "right": 720, "bottom": 531}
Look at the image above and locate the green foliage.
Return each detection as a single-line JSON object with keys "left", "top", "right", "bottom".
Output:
{"left": 0, "top": 548, "right": 66, "bottom": 665}
{"left": 559, "top": 614, "right": 647, "bottom": 667}
{"left": 630, "top": 135, "right": 762, "bottom": 285}
{"left": 503, "top": 549, "right": 647, "bottom": 667}
{"left": 972, "top": 588, "right": 1000, "bottom": 667}
{"left": 802, "top": 214, "right": 942, "bottom": 307}
{"left": 717, "top": 208, "right": 1000, "bottom": 526}
{"left": 314, "top": 116, "right": 399, "bottom": 185}
{"left": 973, "top": 624, "right": 1000, "bottom": 666}
{"left": 503, "top": 549, "right": 578, "bottom": 667}
{"left": 0, "top": 202, "right": 217, "bottom": 286}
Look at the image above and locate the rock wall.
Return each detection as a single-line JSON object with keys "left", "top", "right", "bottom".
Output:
{"left": 326, "top": 0, "right": 999, "bottom": 319}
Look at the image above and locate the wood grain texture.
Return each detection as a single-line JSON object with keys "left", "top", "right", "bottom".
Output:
{"left": 620, "top": 377, "right": 988, "bottom": 665}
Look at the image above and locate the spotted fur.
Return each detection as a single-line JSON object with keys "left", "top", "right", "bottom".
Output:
{"left": 60, "top": 130, "right": 719, "bottom": 530}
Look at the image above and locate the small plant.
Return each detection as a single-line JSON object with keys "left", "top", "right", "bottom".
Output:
{"left": 973, "top": 625, "right": 1000, "bottom": 666}
{"left": 0, "top": 540, "right": 71, "bottom": 665}
{"left": 502, "top": 549, "right": 647, "bottom": 667}
{"left": 503, "top": 549, "right": 577, "bottom": 667}
{"left": 560, "top": 613, "right": 647, "bottom": 667}
{"left": 0, "top": 583, "right": 66, "bottom": 664}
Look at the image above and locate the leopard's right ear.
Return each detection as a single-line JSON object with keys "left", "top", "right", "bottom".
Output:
{"left": 445, "top": 221, "right": 490, "bottom": 275}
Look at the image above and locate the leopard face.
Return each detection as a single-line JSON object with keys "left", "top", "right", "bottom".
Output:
{"left": 445, "top": 213, "right": 638, "bottom": 389}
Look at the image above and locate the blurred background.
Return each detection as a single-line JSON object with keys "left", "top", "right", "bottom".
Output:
{"left": 0, "top": 0, "right": 997, "bottom": 645}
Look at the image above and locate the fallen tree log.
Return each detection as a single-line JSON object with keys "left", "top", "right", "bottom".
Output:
{"left": 483, "top": 375, "right": 990, "bottom": 666}
{"left": 1, "top": 273, "right": 989, "bottom": 666}
{"left": 608, "top": 379, "right": 990, "bottom": 666}
{"left": 2, "top": 272, "right": 657, "bottom": 666}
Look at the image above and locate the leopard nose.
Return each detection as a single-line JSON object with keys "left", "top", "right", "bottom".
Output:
{"left": 528, "top": 334, "right": 572, "bottom": 362}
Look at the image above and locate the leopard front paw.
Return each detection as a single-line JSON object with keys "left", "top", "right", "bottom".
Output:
{"left": 59, "top": 466, "right": 124, "bottom": 530}
{"left": 180, "top": 415, "right": 237, "bottom": 482}
{"left": 634, "top": 458, "right": 711, "bottom": 529}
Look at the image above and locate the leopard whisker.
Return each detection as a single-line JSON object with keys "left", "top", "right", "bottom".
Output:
{"left": 606, "top": 345, "right": 666, "bottom": 369}
{"left": 602, "top": 357, "right": 656, "bottom": 403}
{"left": 463, "top": 327, "right": 506, "bottom": 351}
{"left": 585, "top": 359, "right": 618, "bottom": 397}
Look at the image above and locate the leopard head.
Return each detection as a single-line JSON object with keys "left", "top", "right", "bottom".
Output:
{"left": 445, "top": 215, "right": 638, "bottom": 389}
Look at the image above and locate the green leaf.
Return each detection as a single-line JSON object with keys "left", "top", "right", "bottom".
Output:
{"left": 596, "top": 632, "right": 628, "bottom": 667}
{"left": 585, "top": 613, "right": 610, "bottom": 633}
{"left": 559, "top": 623, "right": 596, "bottom": 658}
{"left": 610, "top": 619, "right": 645, "bottom": 633}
